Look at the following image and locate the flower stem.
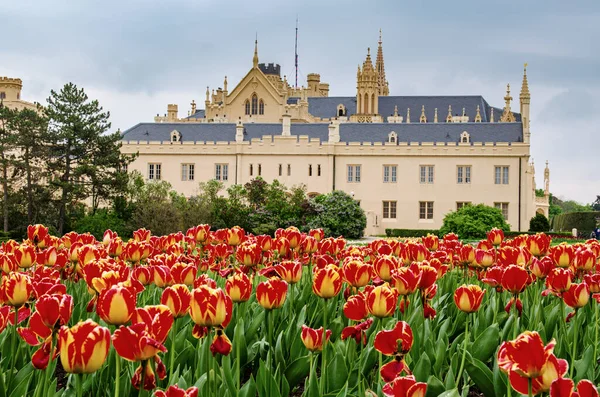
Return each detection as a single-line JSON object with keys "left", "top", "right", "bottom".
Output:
{"left": 320, "top": 299, "right": 328, "bottom": 395}
{"left": 236, "top": 330, "right": 241, "bottom": 396}
{"left": 377, "top": 318, "right": 383, "bottom": 396}
{"left": 570, "top": 311, "right": 578, "bottom": 378}
{"left": 42, "top": 334, "right": 55, "bottom": 397}
{"left": 114, "top": 349, "right": 121, "bottom": 397}
{"left": 10, "top": 308, "right": 18, "bottom": 386}
{"left": 169, "top": 318, "right": 178, "bottom": 382}
{"left": 595, "top": 302, "right": 599, "bottom": 379}
{"left": 456, "top": 314, "right": 469, "bottom": 385}
{"left": 206, "top": 332, "right": 212, "bottom": 397}
{"left": 77, "top": 373, "right": 83, "bottom": 397}
{"left": 528, "top": 378, "right": 533, "bottom": 397}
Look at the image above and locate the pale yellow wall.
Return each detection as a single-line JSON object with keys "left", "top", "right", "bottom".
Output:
{"left": 122, "top": 137, "right": 533, "bottom": 234}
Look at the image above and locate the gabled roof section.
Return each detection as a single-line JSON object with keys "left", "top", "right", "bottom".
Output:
{"left": 226, "top": 67, "right": 282, "bottom": 104}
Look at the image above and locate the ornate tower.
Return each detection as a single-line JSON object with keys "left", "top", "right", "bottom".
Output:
{"left": 500, "top": 84, "right": 516, "bottom": 123}
{"left": 0, "top": 77, "right": 23, "bottom": 102}
{"left": 520, "top": 63, "right": 531, "bottom": 144}
{"left": 253, "top": 39, "right": 259, "bottom": 69}
{"left": 375, "top": 29, "right": 389, "bottom": 96}
{"left": 355, "top": 48, "right": 379, "bottom": 117}
{"left": 544, "top": 161, "right": 550, "bottom": 196}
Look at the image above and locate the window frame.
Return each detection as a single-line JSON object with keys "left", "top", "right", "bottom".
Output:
{"left": 347, "top": 164, "right": 361, "bottom": 183}
{"left": 494, "top": 202, "right": 509, "bottom": 220}
{"left": 456, "top": 201, "right": 471, "bottom": 210}
{"left": 382, "top": 200, "right": 397, "bottom": 219}
{"left": 457, "top": 165, "right": 472, "bottom": 184}
{"left": 383, "top": 164, "right": 397, "bottom": 183}
{"left": 182, "top": 163, "right": 195, "bottom": 181}
{"left": 495, "top": 166, "right": 509, "bottom": 185}
{"left": 148, "top": 163, "right": 162, "bottom": 180}
{"left": 419, "top": 201, "right": 434, "bottom": 220}
{"left": 215, "top": 163, "right": 228, "bottom": 181}
{"left": 420, "top": 165, "right": 434, "bottom": 184}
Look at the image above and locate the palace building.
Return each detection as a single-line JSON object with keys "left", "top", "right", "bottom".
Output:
{"left": 119, "top": 33, "right": 550, "bottom": 235}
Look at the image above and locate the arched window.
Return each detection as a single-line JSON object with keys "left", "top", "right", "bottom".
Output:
{"left": 337, "top": 104, "right": 345, "bottom": 117}
{"left": 460, "top": 131, "right": 470, "bottom": 143}
{"left": 259, "top": 100, "right": 264, "bottom": 115}
{"left": 363, "top": 93, "right": 369, "bottom": 114}
{"left": 244, "top": 100, "right": 250, "bottom": 115}
{"left": 371, "top": 93, "right": 375, "bottom": 114}
{"left": 170, "top": 130, "right": 181, "bottom": 142}
{"left": 251, "top": 94, "right": 258, "bottom": 115}
{"left": 388, "top": 131, "right": 397, "bottom": 144}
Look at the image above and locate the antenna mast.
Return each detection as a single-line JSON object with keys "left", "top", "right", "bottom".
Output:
{"left": 295, "top": 16, "right": 299, "bottom": 89}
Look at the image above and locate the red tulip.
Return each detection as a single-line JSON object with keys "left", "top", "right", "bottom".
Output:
{"left": 0, "top": 272, "right": 33, "bottom": 307}
{"left": 528, "top": 233, "right": 551, "bottom": 257}
{"left": 236, "top": 242, "right": 262, "bottom": 267}
{"left": 458, "top": 245, "right": 476, "bottom": 266}
{"left": 501, "top": 265, "right": 529, "bottom": 295}
{"left": 530, "top": 256, "right": 554, "bottom": 279}
{"left": 391, "top": 267, "right": 421, "bottom": 296}
{"left": 170, "top": 263, "right": 196, "bottom": 286}
{"left": 563, "top": 283, "right": 590, "bottom": 321}
{"left": 300, "top": 235, "right": 318, "bottom": 254}
{"left": 256, "top": 278, "right": 288, "bottom": 310}
{"left": 373, "top": 255, "right": 398, "bottom": 282}
{"left": 309, "top": 228, "right": 324, "bottom": 242}
{"left": 0, "top": 252, "right": 17, "bottom": 273}
{"left": 161, "top": 284, "right": 191, "bottom": 318}
{"left": 132, "top": 305, "right": 174, "bottom": 345}
{"left": 186, "top": 225, "right": 211, "bottom": 245}
{"left": 190, "top": 286, "right": 232, "bottom": 327}
{"left": 475, "top": 249, "right": 495, "bottom": 268}
{"left": 152, "top": 265, "right": 174, "bottom": 288}
{"left": 274, "top": 237, "right": 291, "bottom": 259}
{"left": 422, "top": 234, "right": 439, "bottom": 251}
{"left": 573, "top": 248, "right": 595, "bottom": 273}
{"left": 417, "top": 265, "right": 437, "bottom": 290}
{"left": 549, "top": 244, "right": 575, "bottom": 268}
{"left": 342, "top": 259, "right": 372, "bottom": 288}
{"left": 543, "top": 268, "right": 572, "bottom": 297}
{"left": 273, "top": 261, "right": 302, "bottom": 284}
{"left": 312, "top": 264, "right": 342, "bottom": 299}
{"left": 453, "top": 284, "right": 485, "bottom": 313}
{"left": 225, "top": 272, "right": 252, "bottom": 303}
{"left": 343, "top": 293, "right": 368, "bottom": 321}
{"left": 341, "top": 318, "right": 373, "bottom": 345}
{"left": 382, "top": 375, "right": 427, "bottom": 397}
{"left": 374, "top": 321, "right": 413, "bottom": 356}
{"left": 300, "top": 325, "right": 331, "bottom": 352}
{"left": 36, "top": 293, "right": 72, "bottom": 329}
{"left": 256, "top": 235, "right": 273, "bottom": 252}
{"left": 550, "top": 378, "right": 598, "bottom": 397}
{"left": 59, "top": 319, "right": 110, "bottom": 374}
{"left": 583, "top": 273, "right": 600, "bottom": 294}
{"left": 224, "top": 226, "right": 245, "bottom": 246}
{"left": 133, "top": 228, "right": 151, "bottom": 243}
{"left": 155, "top": 385, "right": 199, "bottom": 397}
{"left": 97, "top": 285, "right": 136, "bottom": 326}
{"left": 487, "top": 228, "right": 504, "bottom": 246}
{"left": 409, "top": 243, "right": 429, "bottom": 263}
{"left": 366, "top": 284, "right": 398, "bottom": 318}
{"left": 14, "top": 244, "right": 36, "bottom": 269}
{"left": 498, "top": 331, "right": 567, "bottom": 394}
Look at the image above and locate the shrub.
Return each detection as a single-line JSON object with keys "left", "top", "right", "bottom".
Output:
{"left": 529, "top": 213, "right": 550, "bottom": 233}
{"left": 552, "top": 211, "right": 600, "bottom": 236}
{"left": 308, "top": 191, "right": 366, "bottom": 239}
{"left": 439, "top": 204, "right": 510, "bottom": 240}
{"left": 385, "top": 229, "right": 440, "bottom": 238}
{"left": 74, "top": 209, "right": 129, "bottom": 240}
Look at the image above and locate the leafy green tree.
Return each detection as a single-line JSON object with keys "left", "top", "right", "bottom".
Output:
{"left": 129, "top": 180, "right": 184, "bottom": 236}
{"left": 529, "top": 212, "right": 550, "bottom": 232}
{"left": 308, "top": 190, "right": 366, "bottom": 239}
{"left": 440, "top": 204, "right": 510, "bottom": 239}
{"left": 592, "top": 195, "right": 600, "bottom": 211}
{"left": 8, "top": 107, "right": 50, "bottom": 224}
{"left": 45, "top": 83, "right": 134, "bottom": 234}
{"left": 0, "top": 104, "right": 18, "bottom": 232}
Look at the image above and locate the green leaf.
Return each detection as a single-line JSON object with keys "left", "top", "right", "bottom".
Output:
{"left": 285, "top": 355, "right": 310, "bottom": 390}
{"left": 239, "top": 375, "right": 257, "bottom": 397}
{"left": 10, "top": 363, "right": 34, "bottom": 397}
{"left": 437, "top": 389, "right": 460, "bottom": 397}
{"left": 326, "top": 352, "right": 348, "bottom": 393}
{"left": 360, "top": 346, "right": 377, "bottom": 378}
{"left": 425, "top": 375, "right": 446, "bottom": 397}
{"left": 465, "top": 357, "right": 496, "bottom": 397}
{"left": 413, "top": 352, "right": 431, "bottom": 383}
{"left": 307, "top": 356, "right": 320, "bottom": 397}
{"left": 470, "top": 324, "right": 500, "bottom": 363}
{"left": 221, "top": 355, "right": 237, "bottom": 397}
{"left": 573, "top": 345, "right": 594, "bottom": 383}
{"left": 275, "top": 332, "right": 286, "bottom": 370}
{"left": 492, "top": 362, "right": 507, "bottom": 397}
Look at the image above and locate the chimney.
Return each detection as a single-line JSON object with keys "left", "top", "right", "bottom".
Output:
{"left": 282, "top": 112, "right": 291, "bottom": 136}
{"left": 236, "top": 119, "right": 244, "bottom": 143}
{"left": 328, "top": 122, "right": 340, "bottom": 143}
{"left": 167, "top": 104, "right": 178, "bottom": 121}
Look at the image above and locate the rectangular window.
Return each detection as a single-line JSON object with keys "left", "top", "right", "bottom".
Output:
{"left": 215, "top": 164, "right": 228, "bottom": 181}
{"left": 182, "top": 164, "right": 195, "bottom": 181}
{"left": 347, "top": 165, "right": 361, "bottom": 183}
{"left": 383, "top": 165, "right": 397, "bottom": 183}
{"left": 382, "top": 201, "right": 397, "bottom": 219}
{"left": 420, "top": 165, "right": 434, "bottom": 184}
{"left": 250, "top": 164, "right": 253, "bottom": 176}
{"left": 456, "top": 201, "right": 471, "bottom": 210}
{"left": 494, "top": 202, "right": 509, "bottom": 220}
{"left": 287, "top": 164, "right": 291, "bottom": 176}
{"left": 258, "top": 164, "right": 262, "bottom": 176}
{"left": 457, "top": 166, "right": 471, "bottom": 184}
{"left": 419, "top": 201, "right": 434, "bottom": 219}
{"left": 309, "top": 164, "right": 312, "bottom": 176}
{"left": 148, "top": 163, "right": 161, "bottom": 180}
{"left": 317, "top": 164, "right": 321, "bottom": 176}
{"left": 495, "top": 166, "right": 509, "bottom": 184}
{"left": 278, "top": 164, "right": 282, "bottom": 176}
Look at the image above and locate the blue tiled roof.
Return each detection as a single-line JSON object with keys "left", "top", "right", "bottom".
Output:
{"left": 186, "top": 109, "right": 205, "bottom": 119}
{"left": 121, "top": 121, "right": 522, "bottom": 144}
{"left": 307, "top": 95, "right": 520, "bottom": 122}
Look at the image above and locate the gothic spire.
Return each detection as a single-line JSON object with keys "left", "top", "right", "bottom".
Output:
{"left": 253, "top": 37, "right": 259, "bottom": 68}
{"left": 376, "top": 29, "right": 389, "bottom": 96}
{"left": 520, "top": 63, "right": 530, "bottom": 102}
{"left": 500, "top": 84, "right": 516, "bottom": 122}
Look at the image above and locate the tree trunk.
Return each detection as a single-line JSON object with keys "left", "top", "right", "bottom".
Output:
{"left": 58, "top": 146, "right": 71, "bottom": 235}
{"left": 2, "top": 161, "right": 7, "bottom": 233}
{"left": 25, "top": 149, "right": 33, "bottom": 224}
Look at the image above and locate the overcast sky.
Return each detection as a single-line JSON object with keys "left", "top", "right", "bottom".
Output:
{"left": 2, "top": 0, "right": 598, "bottom": 203}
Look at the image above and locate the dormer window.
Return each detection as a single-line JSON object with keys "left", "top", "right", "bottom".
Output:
{"left": 388, "top": 131, "right": 397, "bottom": 144}
{"left": 170, "top": 130, "right": 181, "bottom": 143}
{"left": 337, "top": 104, "right": 346, "bottom": 117}
{"left": 460, "top": 131, "right": 470, "bottom": 143}
{"left": 259, "top": 100, "right": 265, "bottom": 115}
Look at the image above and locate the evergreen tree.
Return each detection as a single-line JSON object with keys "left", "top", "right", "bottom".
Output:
{"left": 45, "top": 83, "right": 133, "bottom": 233}
{"left": 8, "top": 106, "right": 50, "bottom": 224}
{"left": 0, "top": 104, "right": 18, "bottom": 232}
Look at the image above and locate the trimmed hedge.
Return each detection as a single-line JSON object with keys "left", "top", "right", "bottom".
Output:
{"left": 552, "top": 212, "right": 600, "bottom": 235}
{"left": 385, "top": 229, "right": 440, "bottom": 238}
